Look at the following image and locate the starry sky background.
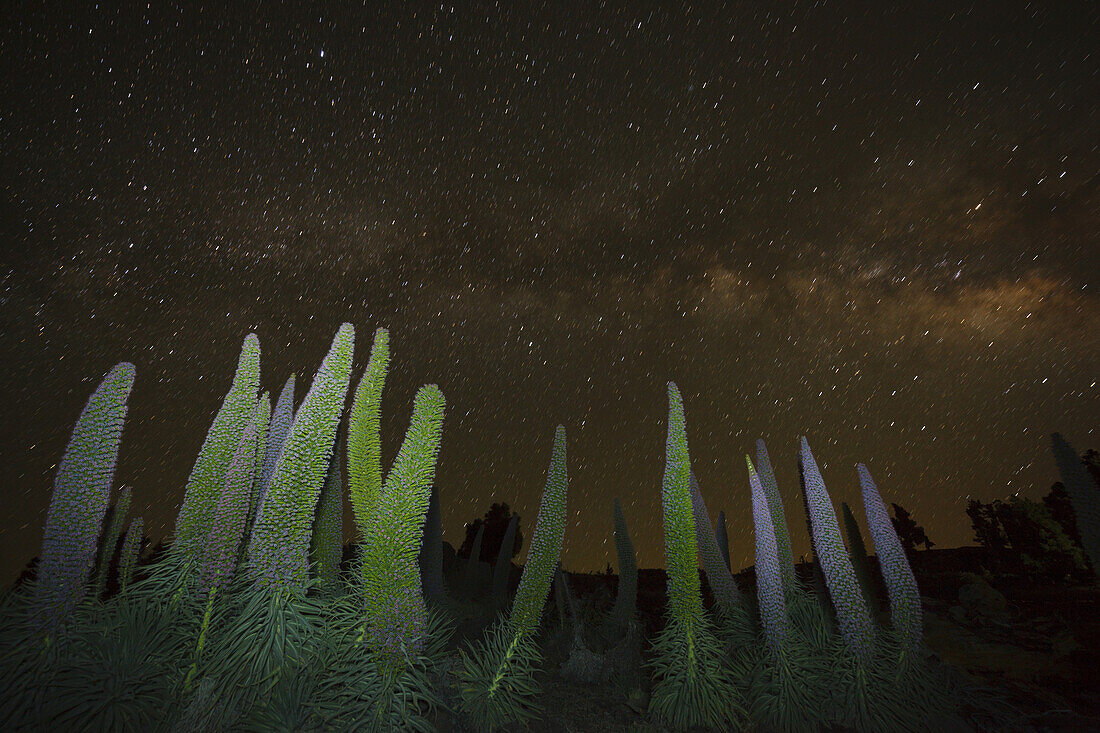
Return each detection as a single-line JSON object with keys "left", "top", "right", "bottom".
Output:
{"left": 1, "top": 2, "right": 1096, "bottom": 584}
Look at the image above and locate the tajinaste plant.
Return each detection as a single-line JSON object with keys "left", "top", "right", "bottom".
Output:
{"left": 248, "top": 324, "right": 354, "bottom": 591}
{"left": 348, "top": 328, "right": 389, "bottom": 540}
{"left": 32, "top": 361, "right": 135, "bottom": 638}
{"left": 456, "top": 425, "right": 568, "bottom": 731}
{"left": 606, "top": 497, "right": 638, "bottom": 633}
{"left": 253, "top": 375, "right": 294, "bottom": 530}
{"left": 715, "top": 510, "right": 731, "bottom": 571}
{"left": 244, "top": 391, "right": 271, "bottom": 540}
{"left": 358, "top": 384, "right": 445, "bottom": 672}
{"left": 646, "top": 383, "right": 741, "bottom": 731}
{"left": 418, "top": 485, "right": 445, "bottom": 601}
{"left": 748, "top": 455, "right": 787, "bottom": 654}
{"left": 857, "top": 463, "right": 921, "bottom": 651}
{"left": 841, "top": 500, "right": 880, "bottom": 616}
{"left": 756, "top": 438, "right": 799, "bottom": 598}
{"left": 799, "top": 437, "right": 875, "bottom": 661}
{"left": 175, "top": 335, "right": 260, "bottom": 560}
{"left": 199, "top": 409, "right": 261, "bottom": 594}
{"left": 689, "top": 471, "right": 742, "bottom": 614}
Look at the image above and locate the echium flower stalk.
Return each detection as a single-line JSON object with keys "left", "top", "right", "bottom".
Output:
{"left": 756, "top": 439, "right": 798, "bottom": 597}
{"left": 348, "top": 328, "right": 389, "bottom": 540}
{"left": 360, "top": 384, "right": 445, "bottom": 671}
{"left": 800, "top": 437, "right": 875, "bottom": 661}
{"left": 248, "top": 324, "right": 354, "bottom": 591}
{"left": 1051, "top": 433, "right": 1100, "bottom": 571}
{"left": 253, "top": 375, "right": 294, "bottom": 529}
{"left": 244, "top": 391, "right": 271, "bottom": 539}
{"left": 607, "top": 497, "right": 638, "bottom": 630}
{"left": 93, "top": 484, "right": 132, "bottom": 601}
{"left": 175, "top": 334, "right": 260, "bottom": 559}
{"left": 857, "top": 463, "right": 921, "bottom": 651}
{"left": 118, "top": 516, "right": 143, "bottom": 593}
{"left": 662, "top": 384, "right": 704, "bottom": 625}
{"left": 748, "top": 455, "right": 786, "bottom": 653}
{"left": 199, "top": 406, "right": 261, "bottom": 593}
{"left": 689, "top": 472, "right": 742, "bottom": 614}
{"left": 33, "top": 362, "right": 135, "bottom": 636}
{"left": 507, "top": 425, "right": 568, "bottom": 639}
{"left": 715, "top": 510, "right": 731, "bottom": 571}
{"left": 465, "top": 522, "right": 486, "bottom": 590}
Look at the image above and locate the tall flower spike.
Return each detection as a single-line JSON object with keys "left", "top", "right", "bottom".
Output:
{"left": 800, "top": 437, "right": 875, "bottom": 660}
{"left": 689, "top": 472, "right": 742, "bottom": 614}
{"left": 33, "top": 362, "right": 135, "bottom": 635}
{"left": 199, "top": 409, "right": 260, "bottom": 593}
{"left": 756, "top": 439, "right": 798, "bottom": 597}
{"left": 662, "top": 383, "right": 703, "bottom": 623}
{"left": 748, "top": 455, "right": 786, "bottom": 653}
{"left": 715, "top": 510, "right": 731, "bottom": 571}
{"left": 508, "top": 425, "right": 568, "bottom": 638}
{"left": 245, "top": 391, "right": 271, "bottom": 540}
{"left": 348, "top": 328, "right": 389, "bottom": 541}
{"left": 360, "top": 384, "right": 446, "bottom": 670}
{"left": 1051, "top": 433, "right": 1100, "bottom": 571}
{"left": 254, "top": 375, "right": 294, "bottom": 528}
{"left": 607, "top": 497, "right": 638, "bottom": 630}
{"left": 248, "top": 324, "right": 354, "bottom": 590}
{"left": 175, "top": 334, "right": 260, "bottom": 559}
{"left": 858, "top": 463, "right": 921, "bottom": 651}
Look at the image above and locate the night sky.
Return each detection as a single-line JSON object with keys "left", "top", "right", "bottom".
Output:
{"left": 2, "top": 3, "right": 1096, "bottom": 585}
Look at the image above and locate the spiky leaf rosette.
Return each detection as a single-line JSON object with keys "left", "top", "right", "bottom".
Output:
{"left": 689, "top": 472, "right": 742, "bottom": 614}
{"left": 198, "top": 408, "right": 261, "bottom": 593}
{"left": 715, "top": 510, "right": 731, "bottom": 571}
{"left": 756, "top": 438, "right": 799, "bottom": 597}
{"left": 93, "top": 485, "right": 132, "bottom": 601}
{"left": 857, "top": 463, "right": 921, "bottom": 651}
{"left": 1051, "top": 432, "right": 1100, "bottom": 571}
{"left": 244, "top": 391, "right": 271, "bottom": 538}
{"left": 418, "top": 485, "right": 445, "bottom": 601}
{"left": 359, "top": 385, "right": 445, "bottom": 672}
{"left": 456, "top": 611, "right": 544, "bottom": 731}
{"left": 800, "top": 437, "right": 875, "bottom": 661}
{"left": 117, "top": 517, "right": 143, "bottom": 593}
{"left": 310, "top": 447, "right": 344, "bottom": 592}
{"left": 507, "top": 424, "right": 568, "bottom": 638}
{"left": 348, "top": 327, "right": 389, "bottom": 540}
{"left": 456, "top": 426, "right": 567, "bottom": 731}
{"left": 254, "top": 375, "right": 295, "bottom": 526}
{"left": 648, "top": 383, "right": 742, "bottom": 730}
{"left": 492, "top": 513, "right": 520, "bottom": 600}
{"left": 748, "top": 455, "right": 787, "bottom": 653}
{"left": 842, "top": 500, "right": 880, "bottom": 616}
{"left": 32, "top": 361, "right": 135, "bottom": 637}
{"left": 606, "top": 497, "right": 638, "bottom": 632}
{"left": 175, "top": 335, "right": 260, "bottom": 559}
{"left": 248, "top": 324, "right": 354, "bottom": 591}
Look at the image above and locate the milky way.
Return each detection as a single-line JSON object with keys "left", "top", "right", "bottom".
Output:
{"left": 1, "top": 2, "right": 1096, "bottom": 582}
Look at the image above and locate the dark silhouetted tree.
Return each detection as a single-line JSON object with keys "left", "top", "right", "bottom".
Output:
{"left": 890, "top": 503, "right": 934, "bottom": 552}
{"left": 458, "top": 501, "right": 523, "bottom": 564}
